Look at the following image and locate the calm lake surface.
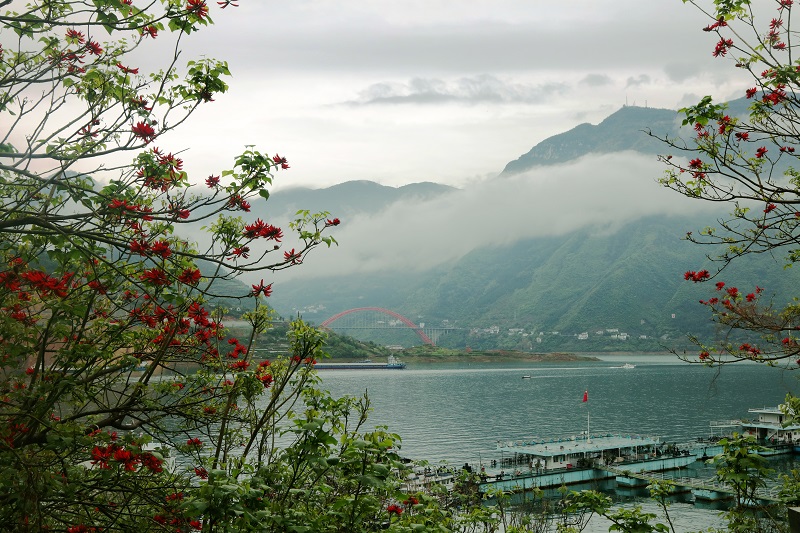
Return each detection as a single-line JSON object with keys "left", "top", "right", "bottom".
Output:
{"left": 317, "top": 354, "right": 800, "bottom": 467}
{"left": 317, "top": 354, "right": 799, "bottom": 531}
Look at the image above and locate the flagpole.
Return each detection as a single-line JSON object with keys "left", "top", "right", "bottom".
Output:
{"left": 582, "top": 389, "right": 591, "bottom": 443}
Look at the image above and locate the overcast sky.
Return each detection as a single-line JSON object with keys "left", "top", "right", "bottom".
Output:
{"left": 165, "top": 0, "right": 750, "bottom": 191}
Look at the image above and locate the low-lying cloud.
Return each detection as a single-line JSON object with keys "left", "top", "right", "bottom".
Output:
{"left": 271, "top": 152, "right": 720, "bottom": 282}
{"left": 346, "top": 75, "right": 569, "bottom": 106}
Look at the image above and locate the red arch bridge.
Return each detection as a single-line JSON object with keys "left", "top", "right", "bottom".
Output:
{"left": 319, "top": 307, "right": 459, "bottom": 346}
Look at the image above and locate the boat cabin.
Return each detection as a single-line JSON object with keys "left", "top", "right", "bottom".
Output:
{"left": 742, "top": 407, "right": 800, "bottom": 445}
{"left": 496, "top": 434, "right": 660, "bottom": 471}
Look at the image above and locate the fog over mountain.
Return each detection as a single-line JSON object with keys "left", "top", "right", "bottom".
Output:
{"left": 267, "top": 150, "right": 719, "bottom": 283}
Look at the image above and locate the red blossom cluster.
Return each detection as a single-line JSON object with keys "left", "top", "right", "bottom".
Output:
{"left": 256, "top": 360, "right": 274, "bottom": 388}
{"left": 284, "top": 248, "right": 302, "bottom": 265}
{"left": 702, "top": 17, "right": 727, "bottom": 32}
{"left": 140, "top": 268, "right": 169, "bottom": 286}
{"left": 228, "top": 360, "right": 249, "bottom": 371}
{"left": 227, "top": 337, "right": 248, "bottom": 359}
{"left": 137, "top": 148, "right": 185, "bottom": 191}
{"left": 132, "top": 121, "right": 156, "bottom": 143}
{"left": 739, "top": 343, "right": 761, "bottom": 356}
{"left": 178, "top": 268, "right": 202, "bottom": 285}
{"left": 116, "top": 62, "right": 138, "bottom": 74}
{"left": 713, "top": 38, "right": 734, "bottom": 57}
{"left": 90, "top": 443, "right": 163, "bottom": 472}
{"left": 683, "top": 270, "right": 710, "bottom": 283}
{"left": 243, "top": 219, "right": 283, "bottom": 240}
{"left": 387, "top": 504, "right": 403, "bottom": 516}
{"left": 227, "top": 194, "right": 251, "bottom": 212}
{"left": 187, "top": 0, "right": 209, "bottom": 19}
{"left": 272, "top": 154, "right": 289, "bottom": 169}
{"left": 251, "top": 279, "right": 273, "bottom": 297}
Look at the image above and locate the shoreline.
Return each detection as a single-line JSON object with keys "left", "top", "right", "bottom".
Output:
{"left": 324, "top": 351, "right": 680, "bottom": 364}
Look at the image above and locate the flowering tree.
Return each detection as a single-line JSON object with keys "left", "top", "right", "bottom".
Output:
{"left": 658, "top": 0, "right": 800, "bottom": 368}
{"left": 0, "top": 2, "right": 457, "bottom": 532}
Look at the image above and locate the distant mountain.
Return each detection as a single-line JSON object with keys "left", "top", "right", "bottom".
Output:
{"left": 500, "top": 96, "right": 755, "bottom": 176}
{"left": 258, "top": 180, "right": 456, "bottom": 219}
{"left": 264, "top": 99, "right": 797, "bottom": 352}
{"left": 500, "top": 105, "right": 681, "bottom": 175}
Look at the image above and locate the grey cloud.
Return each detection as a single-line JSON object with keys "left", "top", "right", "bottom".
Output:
{"left": 580, "top": 74, "right": 613, "bottom": 87}
{"left": 664, "top": 62, "right": 702, "bottom": 83}
{"left": 195, "top": 2, "right": 718, "bottom": 76}
{"left": 346, "top": 75, "right": 569, "bottom": 106}
{"left": 625, "top": 74, "right": 651, "bottom": 88}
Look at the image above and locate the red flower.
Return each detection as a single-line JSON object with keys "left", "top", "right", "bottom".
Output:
{"left": 780, "top": 146, "right": 795, "bottom": 153}
{"left": 258, "top": 373, "right": 274, "bottom": 388}
{"left": 284, "top": 248, "right": 302, "bottom": 264}
{"left": 228, "top": 360, "right": 250, "bottom": 371}
{"left": 387, "top": 504, "right": 403, "bottom": 516}
{"left": 715, "top": 281, "right": 725, "bottom": 291}
{"left": 86, "top": 40, "right": 103, "bottom": 55}
{"left": 683, "top": 270, "right": 710, "bottom": 283}
{"left": 325, "top": 218, "right": 341, "bottom": 226}
{"left": 272, "top": 154, "right": 290, "bottom": 169}
{"left": 735, "top": 131, "right": 749, "bottom": 141}
{"left": 746, "top": 87, "right": 757, "bottom": 99}
{"left": 187, "top": 438, "right": 203, "bottom": 447}
{"left": 746, "top": 293, "right": 756, "bottom": 302}
{"left": 130, "top": 239, "right": 150, "bottom": 255}
{"left": 140, "top": 268, "right": 169, "bottom": 286}
{"left": 699, "top": 351, "right": 710, "bottom": 360}
{"left": 178, "top": 268, "right": 202, "bottom": 285}
{"left": 187, "top": 0, "right": 209, "bottom": 19}
{"left": 712, "top": 38, "right": 733, "bottom": 57}
{"left": 227, "top": 195, "right": 251, "bottom": 212}
{"left": 227, "top": 246, "right": 250, "bottom": 260}
{"left": 66, "top": 29, "right": 86, "bottom": 44}
{"left": 141, "top": 452, "right": 163, "bottom": 473}
{"left": 142, "top": 25, "right": 158, "bottom": 38}
{"left": 194, "top": 466, "right": 209, "bottom": 479}
{"left": 132, "top": 121, "right": 156, "bottom": 143}
{"left": 755, "top": 146, "right": 768, "bottom": 158}
{"left": 116, "top": 62, "right": 139, "bottom": 74}
{"left": 251, "top": 279, "right": 273, "bottom": 297}
{"left": 206, "top": 175, "right": 220, "bottom": 187}
{"left": 764, "top": 203, "right": 777, "bottom": 213}
{"left": 151, "top": 240, "right": 172, "bottom": 258}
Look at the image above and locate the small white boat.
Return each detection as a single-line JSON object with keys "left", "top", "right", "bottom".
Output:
{"left": 522, "top": 375, "right": 532, "bottom": 379}
{"left": 622, "top": 363, "right": 635, "bottom": 369}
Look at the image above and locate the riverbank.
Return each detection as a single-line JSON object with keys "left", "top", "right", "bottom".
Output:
{"left": 395, "top": 346, "right": 601, "bottom": 363}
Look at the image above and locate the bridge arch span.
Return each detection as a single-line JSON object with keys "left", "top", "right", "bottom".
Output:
{"left": 320, "top": 307, "right": 434, "bottom": 345}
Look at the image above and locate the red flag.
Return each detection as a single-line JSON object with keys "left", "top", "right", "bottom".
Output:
{"left": 582, "top": 390, "right": 588, "bottom": 403}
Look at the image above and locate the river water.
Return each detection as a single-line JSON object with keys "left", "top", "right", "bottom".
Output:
{"left": 317, "top": 354, "right": 799, "bottom": 466}
{"left": 315, "top": 354, "right": 799, "bottom": 532}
